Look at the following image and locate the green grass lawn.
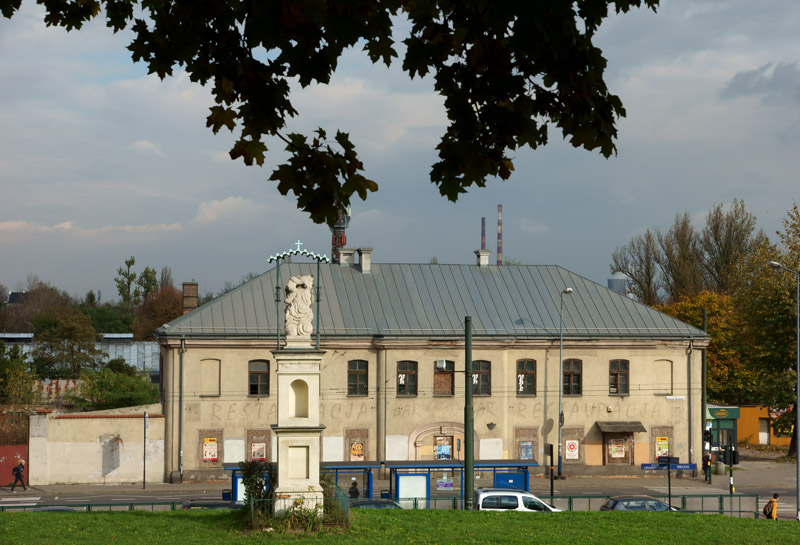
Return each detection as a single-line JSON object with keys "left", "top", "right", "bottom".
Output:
{"left": 2, "top": 509, "right": 799, "bottom": 545}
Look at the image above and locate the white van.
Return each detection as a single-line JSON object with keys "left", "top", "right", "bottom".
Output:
{"left": 474, "top": 488, "right": 561, "bottom": 512}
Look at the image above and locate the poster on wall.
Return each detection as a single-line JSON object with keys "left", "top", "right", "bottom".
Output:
{"left": 350, "top": 441, "right": 364, "bottom": 462}
{"left": 655, "top": 437, "right": 669, "bottom": 458}
{"left": 609, "top": 439, "right": 625, "bottom": 458}
{"left": 519, "top": 441, "right": 534, "bottom": 460}
{"left": 435, "top": 436, "right": 452, "bottom": 460}
{"left": 203, "top": 438, "right": 218, "bottom": 462}
{"left": 251, "top": 442, "right": 267, "bottom": 461}
{"left": 565, "top": 440, "right": 579, "bottom": 460}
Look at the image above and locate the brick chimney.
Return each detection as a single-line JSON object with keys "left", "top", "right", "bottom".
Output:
{"left": 357, "top": 248, "right": 373, "bottom": 273}
{"left": 182, "top": 282, "right": 199, "bottom": 314}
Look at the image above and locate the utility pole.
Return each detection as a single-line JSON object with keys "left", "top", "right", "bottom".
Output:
{"left": 464, "top": 316, "right": 474, "bottom": 510}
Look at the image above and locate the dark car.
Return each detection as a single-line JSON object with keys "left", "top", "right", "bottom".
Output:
{"left": 599, "top": 496, "right": 679, "bottom": 512}
{"left": 182, "top": 500, "right": 243, "bottom": 510}
{"left": 350, "top": 499, "right": 403, "bottom": 509}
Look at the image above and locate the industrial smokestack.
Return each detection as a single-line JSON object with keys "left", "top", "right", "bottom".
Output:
{"left": 330, "top": 206, "right": 351, "bottom": 263}
{"left": 497, "top": 205, "right": 503, "bottom": 265}
{"left": 481, "top": 217, "right": 486, "bottom": 250}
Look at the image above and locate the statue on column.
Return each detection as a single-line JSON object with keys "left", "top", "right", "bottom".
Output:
{"left": 285, "top": 275, "right": 314, "bottom": 345}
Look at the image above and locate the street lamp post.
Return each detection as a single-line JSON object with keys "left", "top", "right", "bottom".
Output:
{"left": 768, "top": 260, "right": 800, "bottom": 522}
{"left": 557, "top": 287, "right": 573, "bottom": 479}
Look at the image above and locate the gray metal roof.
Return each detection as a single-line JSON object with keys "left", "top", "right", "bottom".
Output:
{"left": 156, "top": 263, "right": 707, "bottom": 340}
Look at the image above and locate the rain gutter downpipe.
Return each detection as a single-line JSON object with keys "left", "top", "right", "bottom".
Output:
{"left": 688, "top": 338, "right": 693, "bottom": 469}
{"left": 179, "top": 337, "right": 185, "bottom": 481}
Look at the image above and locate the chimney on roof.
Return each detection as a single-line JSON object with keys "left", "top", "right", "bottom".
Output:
{"left": 339, "top": 248, "right": 355, "bottom": 265}
{"left": 475, "top": 249, "right": 491, "bottom": 267}
{"left": 182, "top": 282, "right": 199, "bottom": 314}
{"left": 358, "top": 248, "right": 373, "bottom": 273}
{"left": 497, "top": 204, "right": 503, "bottom": 265}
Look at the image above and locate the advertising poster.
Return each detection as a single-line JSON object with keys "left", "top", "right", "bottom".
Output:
{"left": 251, "top": 442, "right": 266, "bottom": 461}
{"left": 520, "top": 441, "right": 534, "bottom": 460}
{"left": 609, "top": 439, "right": 625, "bottom": 458}
{"left": 350, "top": 441, "right": 364, "bottom": 461}
{"left": 655, "top": 437, "right": 669, "bottom": 458}
{"left": 565, "top": 440, "right": 579, "bottom": 460}
{"left": 203, "top": 437, "right": 218, "bottom": 462}
{"left": 435, "top": 436, "right": 452, "bottom": 460}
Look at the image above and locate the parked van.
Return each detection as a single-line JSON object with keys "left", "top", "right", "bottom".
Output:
{"left": 474, "top": 488, "right": 560, "bottom": 512}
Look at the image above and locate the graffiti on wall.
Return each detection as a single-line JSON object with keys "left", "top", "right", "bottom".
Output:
{"left": 515, "top": 400, "right": 665, "bottom": 421}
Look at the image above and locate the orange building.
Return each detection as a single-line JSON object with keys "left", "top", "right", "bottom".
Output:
{"left": 737, "top": 406, "right": 791, "bottom": 447}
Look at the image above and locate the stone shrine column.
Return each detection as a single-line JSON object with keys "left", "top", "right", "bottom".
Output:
{"left": 271, "top": 275, "right": 325, "bottom": 512}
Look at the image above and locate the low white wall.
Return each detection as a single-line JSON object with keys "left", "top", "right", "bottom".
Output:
{"left": 29, "top": 404, "right": 166, "bottom": 485}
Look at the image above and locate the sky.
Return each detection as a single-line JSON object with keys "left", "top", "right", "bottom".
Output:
{"left": 1, "top": 1, "right": 799, "bottom": 303}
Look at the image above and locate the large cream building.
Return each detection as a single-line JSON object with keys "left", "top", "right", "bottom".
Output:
{"left": 156, "top": 248, "right": 708, "bottom": 482}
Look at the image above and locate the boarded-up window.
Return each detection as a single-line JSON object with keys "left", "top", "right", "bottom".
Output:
{"left": 201, "top": 359, "right": 220, "bottom": 396}
{"left": 434, "top": 360, "right": 454, "bottom": 396}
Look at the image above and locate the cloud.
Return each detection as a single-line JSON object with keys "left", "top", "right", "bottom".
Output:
{"left": 721, "top": 62, "right": 800, "bottom": 105}
{"left": 0, "top": 220, "right": 181, "bottom": 235}
{"left": 127, "top": 140, "right": 165, "bottom": 156}
{"left": 192, "top": 196, "right": 268, "bottom": 224}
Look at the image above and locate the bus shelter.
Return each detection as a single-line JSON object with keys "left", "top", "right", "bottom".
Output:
{"left": 321, "top": 462, "right": 383, "bottom": 499}
{"left": 385, "top": 459, "right": 538, "bottom": 506}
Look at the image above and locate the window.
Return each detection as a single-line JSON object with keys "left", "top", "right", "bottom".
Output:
{"left": 248, "top": 360, "right": 269, "bottom": 396}
{"left": 516, "top": 359, "right": 536, "bottom": 396}
{"left": 434, "top": 359, "right": 454, "bottom": 396}
{"left": 609, "top": 359, "right": 629, "bottom": 395}
{"left": 471, "top": 360, "right": 491, "bottom": 396}
{"left": 348, "top": 360, "right": 368, "bottom": 396}
{"left": 397, "top": 361, "right": 418, "bottom": 396}
{"left": 563, "top": 359, "right": 582, "bottom": 396}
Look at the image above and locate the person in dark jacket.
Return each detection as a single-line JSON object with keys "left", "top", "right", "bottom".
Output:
{"left": 10, "top": 459, "right": 27, "bottom": 492}
{"left": 349, "top": 481, "right": 360, "bottom": 499}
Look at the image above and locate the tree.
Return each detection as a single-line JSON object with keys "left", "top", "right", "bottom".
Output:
{"left": 0, "top": 0, "right": 659, "bottom": 226}
{"left": 133, "top": 285, "right": 183, "bottom": 340}
{"left": 32, "top": 311, "right": 103, "bottom": 379}
{"left": 656, "top": 292, "right": 756, "bottom": 405}
{"left": 610, "top": 228, "right": 661, "bottom": 306}
{"left": 115, "top": 256, "right": 140, "bottom": 305}
{"left": 84, "top": 290, "right": 97, "bottom": 307}
{"left": 658, "top": 212, "right": 704, "bottom": 302}
{"left": 0, "top": 281, "right": 7, "bottom": 306}
{"left": 700, "top": 199, "right": 760, "bottom": 294}
{"left": 137, "top": 266, "right": 160, "bottom": 299}
{"left": 81, "top": 301, "right": 134, "bottom": 334}
{"left": 0, "top": 342, "right": 42, "bottom": 406}
{"left": 0, "top": 279, "right": 76, "bottom": 333}
{"left": 159, "top": 266, "right": 174, "bottom": 289}
{"left": 69, "top": 366, "right": 160, "bottom": 411}
{"left": 735, "top": 220, "right": 799, "bottom": 456}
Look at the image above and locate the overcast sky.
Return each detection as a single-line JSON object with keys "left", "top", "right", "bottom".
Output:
{"left": 2, "top": 1, "right": 799, "bottom": 302}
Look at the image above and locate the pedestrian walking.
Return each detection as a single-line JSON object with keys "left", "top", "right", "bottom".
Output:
{"left": 349, "top": 480, "right": 360, "bottom": 499}
{"left": 763, "top": 493, "right": 779, "bottom": 520}
{"left": 702, "top": 452, "right": 711, "bottom": 483}
{"left": 10, "top": 459, "right": 27, "bottom": 492}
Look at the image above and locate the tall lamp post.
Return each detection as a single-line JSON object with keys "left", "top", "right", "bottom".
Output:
{"left": 768, "top": 260, "right": 800, "bottom": 522}
{"left": 557, "top": 287, "right": 573, "bottom": 479}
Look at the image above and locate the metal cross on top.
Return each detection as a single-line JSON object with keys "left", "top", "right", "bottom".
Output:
{"left": 268, "top": 241, "right": 330, "bottom": 350}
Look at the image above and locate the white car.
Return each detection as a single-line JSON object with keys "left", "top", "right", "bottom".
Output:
{"left": 474, "top": 488, "right": 561, "bottom": 512}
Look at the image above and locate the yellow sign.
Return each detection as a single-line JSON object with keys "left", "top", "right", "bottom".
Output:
{"left": 713, "top": 409, "right": 729, "bottom": 418}
{"left": 656, "top": 436, "right": 668, "bottom": 442}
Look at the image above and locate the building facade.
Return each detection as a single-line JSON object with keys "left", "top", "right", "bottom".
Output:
{"left": 156, "top": 249, "right": 708, "bottom": 482}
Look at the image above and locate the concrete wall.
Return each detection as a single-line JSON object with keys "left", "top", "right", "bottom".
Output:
{"left": 29, "top": 403, "right": 165, "bottom": 485}
{"left": 160, "top": 336, "right": 703, "bottom": 479}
